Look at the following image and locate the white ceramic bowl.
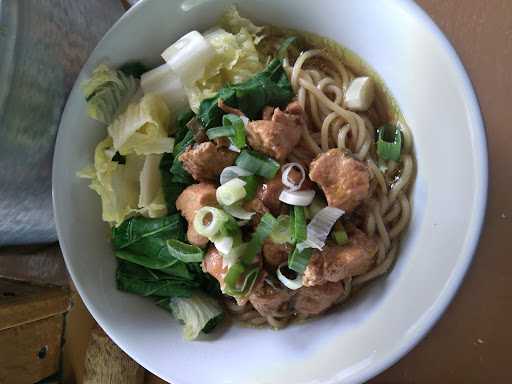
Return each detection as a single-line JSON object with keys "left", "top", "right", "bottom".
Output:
{"left": 52, "top": 0, "right": 487, "bottom": 383}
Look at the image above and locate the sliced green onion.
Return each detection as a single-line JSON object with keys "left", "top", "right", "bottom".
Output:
{"left": 211, "top": 216, "right": 242, "bottom": 255}
{"left": 207, "top": 126, "right": 235, "bottom": 140}
{"left": 288, "top": 247, "right": 313, "bottom": 274}
{"left": 296, "top": 207, "right": 345, "bottom": 252}
{"left": 222, "top": 243, "right": 247, "bottom": 269}
{"left": 277, "top": 263, "right": 303, "bottom": 290}
{"left": 332, "top": 229, "right": 348, "bottom": 245}
{"left": 223, "top": 114, "right": 246, "bottom": 149}
{"left": 220, "top": 166, "right": 253, "bottom": 185}
{"left": 290, "top": 206, "right": 307, "bottom": 243}
{"left": 224, "top": 262, "right": 245, "bottom": 290}
{"left": 193, "top": 206, "right": 228, "bottom": 238}
{"left": 240, "top": 175, "right": 260, "bottom": 201}
{"left": 235, "top": 150, "right": 280, "bottom": 179}
{"left": 225, "top": 265, "right": 260, "bottom": 296}
{"left": 222, "top": 203, "right": 255, "bottom": 220}
{"left": 377, "top": 124, "right": 402, "bottom": 161}
{"left": 216, "top": 216, "right": 242, "bottom": 244}
{"left": 212, "top": 236, "right": 234, "bottom": 255}
{"left": 240, "top": 213, "right": 278, "bottom": 265}
{"left": 279, "top": 189, "right": 316, "bottom": 206}
{"left": 216, "top": 178, "right": 247, "bottom": 206}
{"left": 269, "top": 215, "right": 292, "bottom": 244}
{"left": 166, "top": 239, "right": 204, "bottom": 263}
{"left": 305, "top": 196, "right": 327, "bottom": 220}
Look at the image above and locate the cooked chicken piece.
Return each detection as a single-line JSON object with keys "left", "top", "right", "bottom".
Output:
{"left": 246, "top": 101, "right": 306, "bottom": 161}
{"left": 262, "top": 106, "right": 275, "bottom": 121}
{"left": 262, "top": 239, "right": 292, "bottom": 268}
{"left": 176, "top": 183, "right": 217, "bottom": 247}
{"left": 309, "top": 148, "right": 370, "bottom": 212}
{"left": 249, "top": 275, "right": 293, "bottom": 317}
{"left": 256, "top": 169, "right": 314, "bottom": 216}
{"left": 293, "top": 281, "right": 345, "bottom": 316}
{"left": 202, "top": 246, "right": 227, "bottom": 287}
{"left": 243, "top": 197, "right": 269, "bottom": 227}
{"left": 303, "top": 229, "right": 377, "bottom": 287}
{"left": 179, "top": 142, "right": 237, "bottom": 182}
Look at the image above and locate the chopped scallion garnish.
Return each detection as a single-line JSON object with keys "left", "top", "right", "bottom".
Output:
{"left": 235, "top": 150, "right": 280, "bottom": 179}
{"left": 240, "top": 213, "right": 277, "bottom": 265}
{"left": 216, "top": 178, "right": 247, "bottom": 206}
{"left": 224, "top": 262, "right": 245, "bottom": 290}
{"left": 288, "top": 247, "right": 312, "bottom": 274}
{"left": 290, "top": 206, "right": 307, "bottom": 243}
{"left": 332, "top": 229, "right": 349, "bottom": 246}
{"left": 166, "top": 239, "right": 204, "bottom": 263}
{"left": 240, "top": 175, "right": 259, "bottom": 201}
{"left": 223, "top": 114, "right": 246, "bottom": 149}
{"left": 207, "top": 126, "right": 235, "bottom": 140}
{"left": 377, "top": 124, "right": 402, "bottom": 162}
{"left": 269, "top": 215, "right": 292, "bottom": 244}
{"left": 193, "top": 206, "right": 229, "bottom": 238}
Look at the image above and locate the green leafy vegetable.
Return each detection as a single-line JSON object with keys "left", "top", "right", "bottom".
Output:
{"left": 159, "top": 293, "right": 224, "bottom": 340}
{"left": 235, "top": 150, "right": 280, "bottom": 179}
{"left": 277, "top": 36, "right": 298, "bottom": 59}
{"left": 81, "top": 64, "right": 138, "bottom": 124}
{"left": 115, "top": 249, "right": 178, "bottom": 270}
{"left": 206, "top": 126, "right": 236, "bottom": 140}
{"left": 377, "top": 124, "right": 402, "bottom": 162}
{"left": 240, "top": 213, "right": 277, "bottom": 264}
{"left": 198, "top": 59, "right": 294, "bottom": 128}
{"left": 167, "top": 239, "right": 204, "bottom": 263}
{"left": 112, "top": 214, "right": 184, "bottom": 249}
{"left": 168, "top": 111, "right": 196, "bottom": 185}
{"left": 159, "top": 261, "right": 195, "bottom": 280}
{"left": 159, "top": 153, "right": 187, "bottom": 213}
{"left": 117, "top": 272, "right": 196, "bottom": 297}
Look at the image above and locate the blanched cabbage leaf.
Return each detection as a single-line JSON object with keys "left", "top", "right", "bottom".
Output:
{"left": 77, "top": 137, "right": 143, "bottom": 226}
{"left": 139, "top": 154, "right": 168, "bottom": 218}
{"left": 184, "top": 10, "right": 264, "bottom": 112}
{"left": 107, "top": 93, "right": 173, "bottom": 155}
{"left": 164, "top": 292, "right": 223, "bottom": 340}
{"left": 81, "top": 64, "right": 138, "bottom": 124}
{"left": 78, "top": 139, "right": 170, "bottom": 225}
{"left": 220, "top": 5, "right": 264, "bottom": 41}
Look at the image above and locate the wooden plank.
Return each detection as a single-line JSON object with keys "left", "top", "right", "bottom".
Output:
{"left": 0, "top": 279, "right": 70, "bottom": 331}
{"left": 0, "top": 243, "right": 69, "bottom": 286}
{"left": 0, "top": 315, "right": 64, "bottom": 384}
{"left": 61, "top": 289, "right": 97, "bottom": 384}
{"left": 83, "top": 326, "right": 145, "bottom": 384}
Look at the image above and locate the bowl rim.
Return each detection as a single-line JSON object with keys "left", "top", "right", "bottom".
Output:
{"left": 52, "top": 0, "right": 488, "bottom": 382}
